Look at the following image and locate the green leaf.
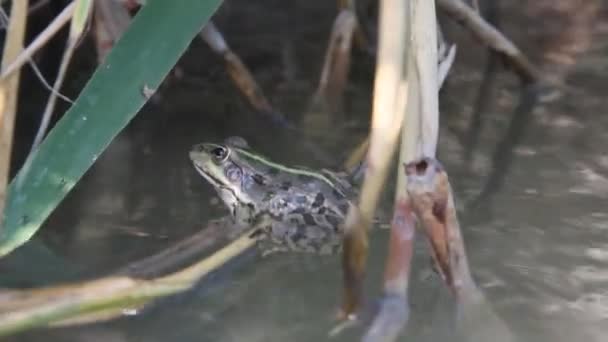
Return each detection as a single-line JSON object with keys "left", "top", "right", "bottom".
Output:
{"left": 0, "top": 0, "right": 223, "bottom": 257}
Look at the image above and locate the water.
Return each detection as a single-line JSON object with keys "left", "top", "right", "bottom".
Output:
{"left": 3, "top": 0, "right": 608, "bottom": 341}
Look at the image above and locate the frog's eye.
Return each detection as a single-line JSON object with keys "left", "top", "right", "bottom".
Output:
{"left": 210, "top": 146, "right": 228, "bottom": 162}
{"left": 225, "top": 165, "right": 242, "bottom": 182}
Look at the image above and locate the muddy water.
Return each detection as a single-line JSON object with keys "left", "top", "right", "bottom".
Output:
{"left": 3, "top": 0, "right": 608, "bottom": 341}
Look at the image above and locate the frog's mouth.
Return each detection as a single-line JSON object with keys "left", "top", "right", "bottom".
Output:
{"left": 192, "top": 163, "right": 243, "bottom": 210}
{"left": 192, "top": 163, "right": 222, "bottom": 187}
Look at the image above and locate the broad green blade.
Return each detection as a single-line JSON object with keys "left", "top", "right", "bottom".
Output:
{"left": 0, "top": 0, "right": 223, "bottom": 257}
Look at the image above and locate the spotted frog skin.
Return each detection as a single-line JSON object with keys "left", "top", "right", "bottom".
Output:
{"left": 189, "top": 137, "right": 357, "bottom": 255}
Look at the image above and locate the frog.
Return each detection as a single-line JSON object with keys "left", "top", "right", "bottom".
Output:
{"left": 188, "top": 136, "right": 361, "bottom": 255}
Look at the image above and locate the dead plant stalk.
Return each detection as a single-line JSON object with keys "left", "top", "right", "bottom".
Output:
{"left": 362, "top": 1, "right": 439, "bottom": 341}
{"left": 340, "top": 0, "right": 408, "bottom": 319}
{"left": 0, "top": 225, "right": 258, "bottom": 338}
{"left": 0, "top": 0, "right": 28, "bottom": 227}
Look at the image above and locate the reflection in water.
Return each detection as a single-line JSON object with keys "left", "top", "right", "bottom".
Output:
{"left": 524, "top": 0, "right": 601, "bottom": 82}
{"left": 467, "top": 85, "right": 539, "bottom": 215}
{"left": 3, "top": 0, "right": 608, "bottom": 341}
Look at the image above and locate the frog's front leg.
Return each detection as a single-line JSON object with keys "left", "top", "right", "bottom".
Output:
{"left": 247, "top": 214, "right": 292, "bottom": 258}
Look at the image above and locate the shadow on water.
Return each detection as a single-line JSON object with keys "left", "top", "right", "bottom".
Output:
{"left": 3, "top": 0, "right": 608, "bottom": 341}
{"left": 466, "top": 85, "right": 539, "bottom": 220}
{"left": 462, "top": 0, "right": 501, "bottom": 166}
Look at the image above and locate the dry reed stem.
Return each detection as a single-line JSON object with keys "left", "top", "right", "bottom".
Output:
{"left": 0, "top": 0, "right": 28, "bottom": 227}
{"left": 200, "top": 22, "right": 274, "bottom": 114}
{"left": 0, "top": 224, "right": 259, "bottom": 337}
{"left": 344, "top": 136, "right": 369, "bottom": 172}
{"left": 337, "top": 0, "right": 369, "bottom": 50}
{"left": 437, "top": 0, "right": 541, "bottom": 83}
{"left": 0, "top": 1, "right": 75, "bottom": 80}
{"left": 342, "top": 21, "right": 455, "bottom": 178}
{"left": 362, "top": 1, "right": 440, "bottom": 341}
{"left": 116, "top": 216, "right": 243, "bottom": 278}
{"left": 312, "top": 9, "right": 357, "bottom": 115}
{"left": 340, "top": 0, "right": 408, "bottom": 320}
{"left": 405, "top": 158, "right": 516, "bottom": 342}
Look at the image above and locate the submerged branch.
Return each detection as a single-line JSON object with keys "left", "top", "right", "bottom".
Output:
{"left": 309, "top": 9, "right": 357, "bottom": 116}
{"left": 200, "top": 22, "right": 275, "bottom": 115}
{"left": 437, "top": 0, "right": 542, "bottom": 83}
{"left": 0, "top": 219, "right": 258, "bottom": 338}
{"left": 116, "top": 217, "right": 243, "bottom": 278}
{"left": 405, "top": 157, "right": 516, "bottom": 342}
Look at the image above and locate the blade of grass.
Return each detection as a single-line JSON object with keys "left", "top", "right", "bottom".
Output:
{"left": 30, "top": 0, "right": 94, "bottom": 152}
{"left": 0, "top": 0, "right": 225, "bottom": 257}
{"left": 0, "top": 0, "right": 29, "bottom": 234}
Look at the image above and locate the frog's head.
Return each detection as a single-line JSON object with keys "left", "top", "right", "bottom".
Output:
{"left": 189, "top": 137, "right": 275, "bottom": 218}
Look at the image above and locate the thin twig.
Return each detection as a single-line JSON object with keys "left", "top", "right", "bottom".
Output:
{"left": 29, "top": 39, "right": 76, "bottom": 152}
{"left": 30, "top": 0, "right": 93, "bottom": 153}
{"left": 0, "top": 1, "right": 75, "bottom": 80}
{"left": 28, "top": 0, "right": 51, "bottom": 15}
{"left": 0, "top": 8, "right": 73, "bottom": 104}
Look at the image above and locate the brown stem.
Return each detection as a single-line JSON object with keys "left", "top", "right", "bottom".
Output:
{"left": 404, "top": 157, "right": 474, "bottom": 297}
{"left": 337, "top": 0, "right": 369, "bottom": 50}
{"left": 223, "top": 51, "right": 274, "bottom": 114}
{"left": 313, "top": 9, "right": 357, "bottom": 116}
{"left": 200, "top": 23, "right": 274, "bottom": 114}
{"left": 339, "top": 207, "right": 369, "bottom": 320}
{"left": 360, "top": 200, "right": 415, "bottom": 342}
{"left": 437, "top": 0, "right": 542, "bottom": 83}
{"left": 382, "top": 200, "right": 416, "bottom": 293}
{"left": 116, "top": 217, "right": 244, "bottom": 279}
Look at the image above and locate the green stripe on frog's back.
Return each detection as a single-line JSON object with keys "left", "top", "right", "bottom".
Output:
{"left": 233, "top": 147, "right": 349, "bottom": 198}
